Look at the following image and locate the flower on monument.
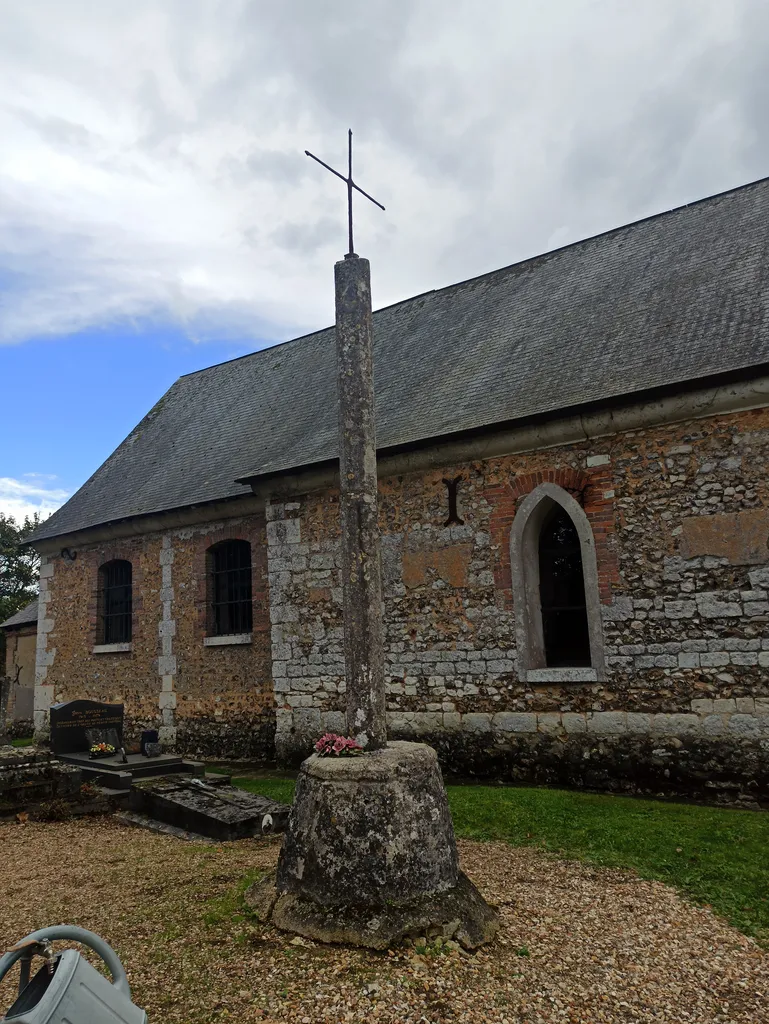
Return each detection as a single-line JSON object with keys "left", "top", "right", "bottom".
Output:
{"left": 89, "top": 742, "right": 116, "bottom": 759}
{"left": 314, "top": 732, "right": 364, "bottom": 757}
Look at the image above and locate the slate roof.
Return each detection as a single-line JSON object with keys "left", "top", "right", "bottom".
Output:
{"left": 1, "top": 599, "right": 39, "bottom": 631}
{"left": 31, "top": 176, "right": 769, "bottom": 544}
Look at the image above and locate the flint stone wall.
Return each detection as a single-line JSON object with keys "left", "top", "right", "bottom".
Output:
{"left": 33, "top": 514, "right": 274, "bottom": 759}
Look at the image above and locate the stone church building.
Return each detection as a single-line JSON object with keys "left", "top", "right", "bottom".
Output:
{"left": 28, "top": 178, "right": 769, "bottom": 803}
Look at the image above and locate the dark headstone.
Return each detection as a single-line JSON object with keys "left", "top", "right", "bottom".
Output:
{"left": 144, "top": 741, "right": 162, "bottom": 759}
{"left": 49, "top": 701, "right": 124, "bottom": 755}
{"left": 85, "top": 727, "right": 120, "bottom": 751}
{"left": 140, "top": 730, "right": 159, "bottom": 756}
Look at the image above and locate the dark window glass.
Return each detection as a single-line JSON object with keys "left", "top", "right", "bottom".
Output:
{"left": 101, "top": 560, "right": 132, "bottom": 644}
{"left": 538, "top": 507, "right": 590, "bottom": 667}
{"left": 210, "top": 540, "right": 252, "bottom": 635}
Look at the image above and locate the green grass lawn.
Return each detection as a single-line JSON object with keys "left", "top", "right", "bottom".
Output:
{"left": 228, "top": 774, "right": 769, "bottom": 945}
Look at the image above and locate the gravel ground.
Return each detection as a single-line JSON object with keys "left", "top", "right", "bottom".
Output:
{"left": 0, "top": 817, "right": 766, "bottom": 1023}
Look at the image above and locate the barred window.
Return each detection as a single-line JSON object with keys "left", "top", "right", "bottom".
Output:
{"left": 99, "top": 560, "right": 132, "bottom": 644}
{"left": 208, "top": 540, "right": 252, "bottom": 636}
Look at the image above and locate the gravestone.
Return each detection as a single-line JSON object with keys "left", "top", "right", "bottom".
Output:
{"left": 50, "top": 701, "right": 124, "bottom": 756}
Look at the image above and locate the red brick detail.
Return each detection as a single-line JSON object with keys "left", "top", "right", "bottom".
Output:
{"left": 485, "top": 465, "right": 620, "bottom": 607}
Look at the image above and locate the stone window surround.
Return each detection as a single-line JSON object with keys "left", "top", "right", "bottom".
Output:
{"left": 202, "top": 633, "right": 252, "bottom": 647}
{"left": 92, "top": 642, "right": 133, "bottom": 654}
{"left": 510, "top": 481, "right": 606, "bottom": 681}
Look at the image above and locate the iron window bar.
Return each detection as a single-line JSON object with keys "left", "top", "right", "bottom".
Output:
{"left": 102, "top": 561, "right": 132, "bottom": 644}
{"left": 211, "top": 541, "right": 253, "bottom": 636}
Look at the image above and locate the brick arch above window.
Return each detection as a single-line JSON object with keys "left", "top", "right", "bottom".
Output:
{"left": 509, "top": 482, "right": 606, "bottom": 682}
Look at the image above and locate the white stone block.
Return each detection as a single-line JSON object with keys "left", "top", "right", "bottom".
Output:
{"left": 690, "top": 698, "right": 713, "bottom": 714}
{"left": 728, "top": 714, "right": 762, "bottom": 737}
{"left": 735, "top": 697, "right": 755, "bottom": 713}
{"left": 463, "top": 713, "right": 492, "bottom": 734}
{"left": 700, "top": 652, "right": 729, "bottom": 667}
{"left": 748, "top": 567, "right": 769, "bottom": 590}
{"left": 586, "top": 454, "right": 610, "bottom": 467}
{"left": 665, "top": 601, "right": 697, "bottom": 619}
{"left": 492, "top": 712, "right": 537, "bottom": 734}
{"left": 731, "top": 653, "right": 758, "bottom": 666}
{"left": 157, "top": 655, "right": 177, "bottom": 675}
{"left": 626, "top": 713, "right": 652, "bottom": 733}
{"left": 587, "top": 712, "right": 627, "bottom": 734}
{"left": 158, "top": 691, "right": 177, "bottom": 710}
{"left": 537, "top": 712, "right": 562, "bottom": 734}
{"left": 696, "top": 595, "right": 742, "bottom": 619}
{"left": 158, "top": 726, "right": 177, "bottom": 747}
{"left": 562, "top": 712, "right": 587, "bottom": 734}
{"left": 267, "top": 518, "right": 301, "bottom": 546}
{"left": 713, "top": 698, "right": 737, "bottom": 713}
{"left": 33, "top": 684, "right": 55, "bottom": 712}
{"left": 679, "top": 653, "right": 701, "bottom": 669}
{"left": 700, "top": 714, "right": 727, "bottom": 736}
{"left": 320, "top": 711, "right": 345, "bottom": 734}
{"left": 651, "top": 713, "right": 699, "bottom": 734}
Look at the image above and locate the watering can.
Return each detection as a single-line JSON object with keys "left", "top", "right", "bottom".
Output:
{"left": 0, "top": 925, "right": 147, "bottom": 1023}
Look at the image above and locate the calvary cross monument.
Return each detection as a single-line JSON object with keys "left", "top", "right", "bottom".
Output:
{"left": 249, "top": 132, "right": 498, "bottom": 949}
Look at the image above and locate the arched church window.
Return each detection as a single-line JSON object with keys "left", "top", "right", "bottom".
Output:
{"left": 509, "top": 482, "right": 605, "bottom": 680}
{"left": 538, "top": 506, "right": 591, "bottom": 667}
{"left": 207, "top": 540, "right": 252, "bottom": 636}
{"left": 98, "top": 559, "right": 132, "bottom": 644}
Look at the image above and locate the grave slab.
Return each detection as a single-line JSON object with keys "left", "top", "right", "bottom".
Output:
{"left": 129, "top": 775, "right": 290, "bottom": 841}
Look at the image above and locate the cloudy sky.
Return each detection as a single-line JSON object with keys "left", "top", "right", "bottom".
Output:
{"left": 2, "top": 0, "right": 768, "bottom": 521}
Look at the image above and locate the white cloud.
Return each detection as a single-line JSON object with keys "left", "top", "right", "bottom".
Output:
{"left": 0, "top": 0, "right": 767, "bottom": 345}
{"left": 0, "top": 476, "right": 70, "bottom": 523}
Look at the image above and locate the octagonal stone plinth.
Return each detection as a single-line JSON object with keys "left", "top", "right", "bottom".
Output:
{"left": 247, "top": 741, "right": 499, "bottom": 949}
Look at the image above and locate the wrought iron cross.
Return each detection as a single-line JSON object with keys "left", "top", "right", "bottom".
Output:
{"left": 306, "top": 129, "right": 385, "bottom": 257}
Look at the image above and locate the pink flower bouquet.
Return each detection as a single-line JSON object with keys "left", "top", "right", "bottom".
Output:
{"left": 314, "top": 732, "right": 364, "bottom": 757}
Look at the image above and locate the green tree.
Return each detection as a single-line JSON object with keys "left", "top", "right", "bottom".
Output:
{"left": 0, "top": 514, "right": 43, "bottom": 667}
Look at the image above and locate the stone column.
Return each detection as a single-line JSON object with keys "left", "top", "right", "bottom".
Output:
{"left": 334, "top": 254, "right": 386, "bottom": 750}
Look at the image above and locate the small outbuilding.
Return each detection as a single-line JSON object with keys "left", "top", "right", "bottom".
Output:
{"left": 1, "top": 598, "right": 38, "bottom": 735}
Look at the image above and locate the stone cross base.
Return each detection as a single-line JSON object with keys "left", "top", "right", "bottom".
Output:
{"left": 247, "top": 742, "right": 499, "bottom": 949}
